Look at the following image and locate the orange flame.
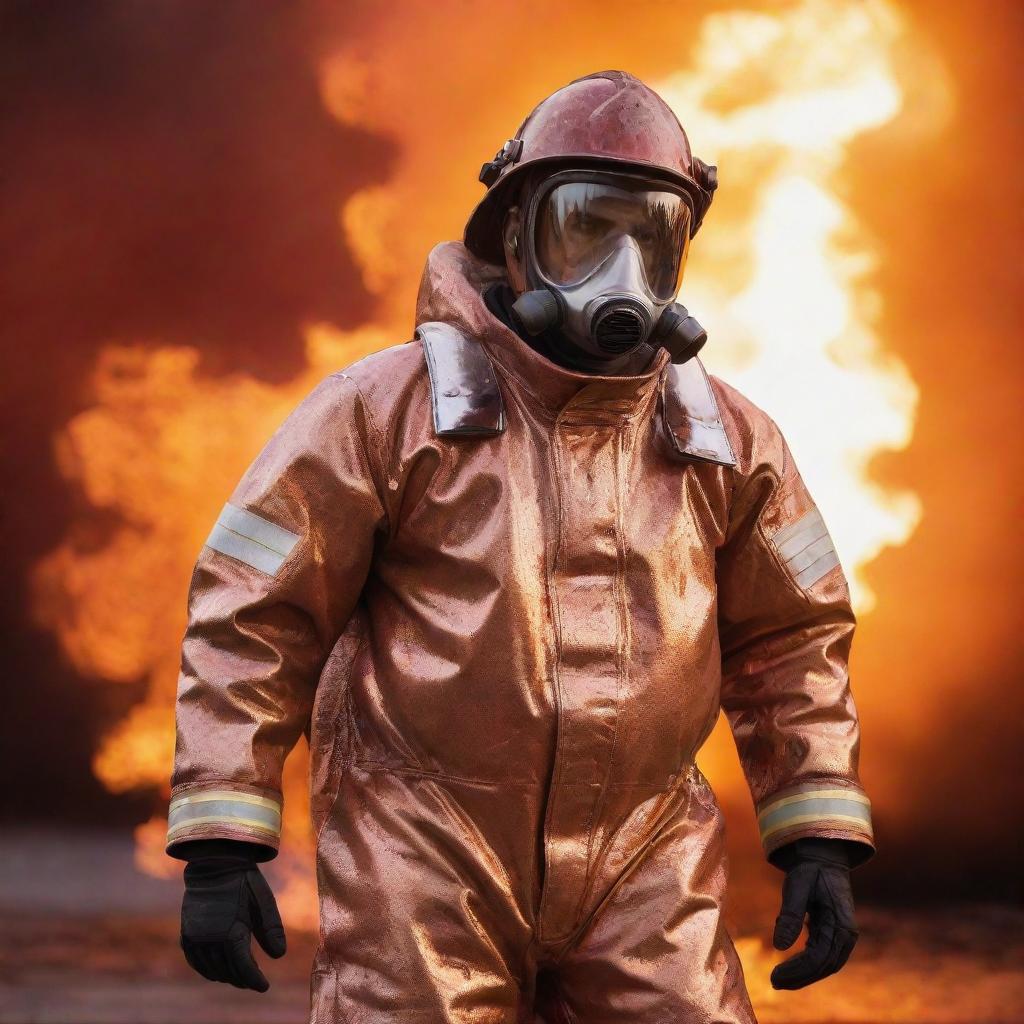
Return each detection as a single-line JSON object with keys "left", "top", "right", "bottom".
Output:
{"left": 659, "top": 0, "right": 943, "bottom": 612}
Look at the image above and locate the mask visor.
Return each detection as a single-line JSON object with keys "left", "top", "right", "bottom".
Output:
{"left": 535, "top": 179, "right": 691, "bottom": 301}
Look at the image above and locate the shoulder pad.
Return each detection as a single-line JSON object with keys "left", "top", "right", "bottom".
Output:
{"left": 661, "top": 358, "right": 736, "bottom": 467}
{"left": 416, "top": 321, "right": 505, "bottom": 437}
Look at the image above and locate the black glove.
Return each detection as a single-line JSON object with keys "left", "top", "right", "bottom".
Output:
{"left": 768, "top": 837, "right": 863, "bottom": 990}
{"left": 179, "top": 839, "right": 286, "bottom": 992}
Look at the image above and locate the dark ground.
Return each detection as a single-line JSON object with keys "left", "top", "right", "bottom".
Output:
{"left": 1, "top": 829, "right": 1021, "bottom": 1024}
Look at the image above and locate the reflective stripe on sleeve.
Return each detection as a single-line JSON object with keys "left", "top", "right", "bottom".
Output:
{"left": 204, "top": 503, "right": 300, "bottom": 576}
{"left": 757, "top": 786, "right": 872, "bottom": 846}
{"left": 772, "top": 507, "right": 841, "bottom": 589}
{"left": 167, "top": 788, "right": 282, "bottom": 842}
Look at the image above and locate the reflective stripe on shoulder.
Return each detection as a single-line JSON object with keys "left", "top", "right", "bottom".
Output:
{"left": 771, "top": 507, "right": 840, "bottom": 589}
{"left": 204, "top": 503, "right": 300, "bottom": 576}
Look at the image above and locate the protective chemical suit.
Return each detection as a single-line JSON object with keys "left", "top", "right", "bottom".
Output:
{"left": 168, "top": 71, "right": 874, "bottom": 1022}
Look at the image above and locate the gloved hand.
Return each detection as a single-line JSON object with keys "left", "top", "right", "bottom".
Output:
{"left": 768, "top": 837, "right": 863, "bottom": 990}
{"left": 178, "top": 839, "right": 286, "bottom": 992}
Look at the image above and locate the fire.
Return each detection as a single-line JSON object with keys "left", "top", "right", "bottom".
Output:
{"left": 31, "top": 328, "right": 382, "bottom": 904}
{"left": 658, "top": 0, "right": 924, "bottom": 611}
{"left": 31, "top": 0, "right": 949, "bottom": 967}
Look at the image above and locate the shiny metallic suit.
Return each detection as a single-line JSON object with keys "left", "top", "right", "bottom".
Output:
{"left": 168, "top": 72, "right": 873, "bottom": 1022}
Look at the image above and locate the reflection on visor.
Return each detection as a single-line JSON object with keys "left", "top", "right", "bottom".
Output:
{"left": 535, "top": 181, "right": 691, "bottom": 300}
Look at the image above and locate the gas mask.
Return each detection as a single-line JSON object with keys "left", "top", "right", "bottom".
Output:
{"left": 510, "top": 170, "right": 708, "bottom": 366}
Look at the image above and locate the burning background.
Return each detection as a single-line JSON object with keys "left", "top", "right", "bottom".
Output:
{"left": 1, "top": 0, "right": 1022, "bottom": 1020}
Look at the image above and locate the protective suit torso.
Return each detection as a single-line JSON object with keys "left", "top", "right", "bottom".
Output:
{"left": 167, "top": 241, "right": 873, "bottom": 1022}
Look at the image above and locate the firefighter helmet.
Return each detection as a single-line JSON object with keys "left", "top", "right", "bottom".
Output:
{"left": 464, "top": 70, "right": 717, "bottom": 265}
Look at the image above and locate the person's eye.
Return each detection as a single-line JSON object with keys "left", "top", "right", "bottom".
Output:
{"left": 568, "top": 211, "right": 606, "bottom": 235}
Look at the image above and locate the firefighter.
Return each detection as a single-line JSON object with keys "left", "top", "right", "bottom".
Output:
{"left": 169, "top": 70, "right": 874, "bottom": 1021}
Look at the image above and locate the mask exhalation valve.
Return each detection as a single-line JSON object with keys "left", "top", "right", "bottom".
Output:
{"left": 592, "top": 300, "right": 650, "bottom": 354}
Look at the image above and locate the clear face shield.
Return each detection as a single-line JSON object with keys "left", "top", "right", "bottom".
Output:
{"left": 511, "top": 170, "right": 707, "bottom": 366}
{"left": 535, "top": 179, "right": 691, "bottom": 303}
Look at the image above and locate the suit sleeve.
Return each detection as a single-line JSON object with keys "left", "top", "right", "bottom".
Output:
{"left": 717, "top": 417, "right": 874, "bottom": 864}
{"left": 165, "top": 372, "right": 388, "bottom": 860}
